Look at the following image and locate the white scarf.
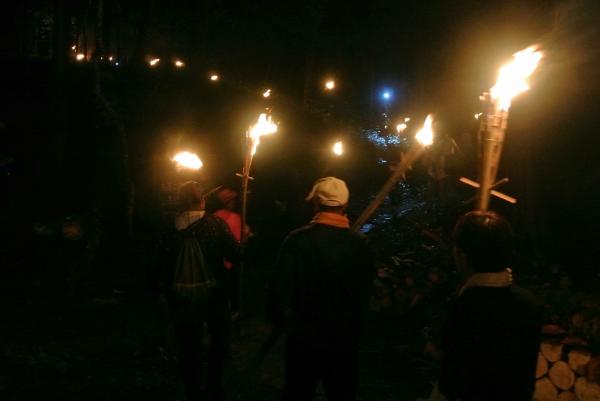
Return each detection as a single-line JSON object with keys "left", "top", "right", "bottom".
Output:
{"left": 459, "top": 268, "right": 513, "bottom": 296}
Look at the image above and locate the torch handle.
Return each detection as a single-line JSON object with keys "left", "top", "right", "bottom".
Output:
{"left": 351, "top": 145, "right": 423, "bottom": 232}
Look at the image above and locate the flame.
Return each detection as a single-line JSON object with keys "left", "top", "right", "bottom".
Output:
{"left": 210, "top": 74, "right": 219, "bottom": 81}
{"left": 172, "top": 152, "right": 203, "bottom": 170}
{"left": 249, "top": 113, "right": 278, "bottom": 156}
{"left": 174, "top": 59, "right": 185, "bottom": 68}
{"left": 490, "top": 46, "right": 543, "bottom": 111}
{"left": 396, "top": 123, "right": 407, "bottom": 133}
{"left": 263, "top": 89, "right": 271, "bottom": 98}
{"left": 108, "top": 56, "right": 114, "bottom": 61}
{"left": 415, "top": 114, "right": 434, "bottom": 146}
{"left": 332, "top": 141, "right": 343, "bottom": 156}
{"left": 149, "top": 58, "right": 160, "bottom": 67}
{"left": 71, "top": 45, "right": 76, "bottom": 51}
{"left": 76, "top": 53, "right": 85, "bottom": 61}
{"left": 404, "top": 117, "right": 411, "bottom": 122}
{"left": 325, "top": 80, "right": 335, "bottom": 90}
{"left": 474, "top": 112, "right": 483, "bottom": 120}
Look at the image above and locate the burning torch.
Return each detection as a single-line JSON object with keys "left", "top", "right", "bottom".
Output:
{"left": 463, "top": 46, "right": 543, "bottom": 210}
{"left": 351, "top": 114, "right": 435, "bottom": 232}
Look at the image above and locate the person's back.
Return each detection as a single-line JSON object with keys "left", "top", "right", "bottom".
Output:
{"left": 439, "top": 285, "right": 540, "bottom": 401}
{"left": 437, "top": 211, "right": 541, "bottom": 401}
{"left": 280, "top": 222, "right": 371, "bottom": 349}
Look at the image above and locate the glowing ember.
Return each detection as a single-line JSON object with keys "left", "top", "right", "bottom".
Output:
{"left": 249, "top": 113, "right": 278, "bottom": 156}
{"left": 172, "top": 152, "right": 203, "bottom": 170}
{"left": 396, "top": 123, "right": 407, "bottom": 133}
{"left": 174, "top": 59, "right": 185, "bottom": 68}
{"left": 325, "top": 80, "right": 335, "bottom": 90}
{"left": 210, "top": 74, "right": 219, "bottom": 82}
{"left": 332, "top": 141, "right": 343, "bottom": 156}
{"left": 415, "top": 114, "right": 434, "bottom": 146}
{"left": 263, "top": 89, "right": 271, "bottom": 98}
{"left": 149, "top": 58, "right": 160, "bottom": 67}
{"left": 490, "top": 46, "right": 543, "bottom": 111}
{"left": 76, "top": 53, "right": 85, "bottom": 61}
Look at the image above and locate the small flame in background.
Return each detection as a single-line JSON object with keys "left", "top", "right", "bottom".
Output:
{"left": 396, "top": 123, "right": 407, "bottom": 133}
{"left": 249, "top": 113, "right": 278, "bottom": 156}
{"left": 332, "top": 141, "right": 343, "bottom": 156}
{"left": 325, "top": 80, "right": 335, "bottom": 90}
{"left": 210, "top": 74, "right": 219, "bottom": 81}
{"left": 149, "top": 58, "right": 160, "bottom": 67}
{"left": 76, "top": 53, "right": 85, "bottom": 61}
{"left": 174, "top": 59, "right": 185, "bottom": 68}
{"left": 415, "top": 114, "right": 434, "bottom": 146}
{"left": 172, "top": 152, "right": 203, "bottom": 170}
{"left": 491, "top": 46, "right": 543, "bottom": 111}
{"left": 263, "top": 89, "right": 271, "bottom": 98}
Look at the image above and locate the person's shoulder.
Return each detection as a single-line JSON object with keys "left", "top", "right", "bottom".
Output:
{"left": 281, "top": 224, "right": 313, "bottom": 245}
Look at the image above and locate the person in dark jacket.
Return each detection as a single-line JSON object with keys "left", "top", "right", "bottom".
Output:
{"left": 161, "top": 181, "right": 241, "bottom": 401}
{"left": 436, "top": 211, "right": 541, "bottom": 401}
{"left": 268, "top": 177, "right": 373, "bottom": 401}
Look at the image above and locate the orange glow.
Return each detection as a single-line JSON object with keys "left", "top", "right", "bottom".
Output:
{"left": 490, "top": 46, "right": 543, "bottom": 111}
{"left": 172, "top": 152, "right": 203, "bottom": 170}
{"left": 325, "top": 80, "right": 335, "bottom": 90}
{"left": 415, "top": 114, "right": 434, "bottom": 146}
{"left": 263, "top": 89, "right": 272, "bottom": 98}
{"left": 75, "top": 53, "right": 85, "bottom": 61}
{"left": 210, "top": 74, "right": 219, "bottom": 82}
{"left": 149, "top": 58, "right": 160, "bottom": 67}
{"left": 249, "top": 113, "right": 278, "bottom": 156}
{"left": 332, "top": 141, "right": 343, "bottom": 156}
{"left": 174, "top": 59, "right": 185, "bottom": 68}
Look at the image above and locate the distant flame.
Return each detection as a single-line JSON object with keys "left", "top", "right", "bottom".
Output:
{"left": 263, "top": 89, "right": 271, "bottom": 98}
{"left": 491, "top": 46, "right": 543, "bottom": 111}
{"left": 404, "top": 117, "right": 411, "bottom": 122}
{"left": 474, "top": 112, "right": 483, "bottom": 120}
{"left": 415, "top": 114, "right": 434, "bottom": 146}
{"left": 108, "top": 56, "right": 114, "bottom": 61}
{"left": 76, "top": 53, "right": 85, "bottom": 61}
{"left": 249, "top": 114, "right": 278, "bottom": 156}
{"left": 325, "top": 80, "right": 335, "bottom": 90}
{"left": 149, "top": 58, "right": 160, "bottom": 67}
{"left": 174, "top": 59, "right": 185, "bottom": 68}
{"left": 396, "top": 123, "right": 407, "bottom": 133}
{"left": 173, "top": 152, "right": 203, "bottom": 170}
{"left": 210, "top": 74, "right": 219, "bottom": 81}
{"left": 332, "top": 141, "right": 343, "bottom": 156}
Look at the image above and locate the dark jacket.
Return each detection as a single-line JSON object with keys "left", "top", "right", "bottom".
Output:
{"left": 155, "top": 213, "right": 240, "bottom": 310}
{"left": 438, "top": 285, "right": 541, "bottom": 401}
{"left": 267, "top": 222, "right": 373, "bottom": 349}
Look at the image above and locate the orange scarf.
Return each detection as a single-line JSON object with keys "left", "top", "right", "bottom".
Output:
{"left": 310, "top": 212, "right": 350, "bottom": 229}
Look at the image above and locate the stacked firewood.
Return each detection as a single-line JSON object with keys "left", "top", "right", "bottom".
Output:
{"left": 534, "top": 339, "right": 600, "bottom": 401}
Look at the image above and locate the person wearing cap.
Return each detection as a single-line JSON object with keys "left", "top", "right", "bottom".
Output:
{"left": 267, "top": 177, "right": 373, "bottom": 401}
{"left": 157, "top": 181, "right": 241, "bottom": 401}
{"left": 435, "top": 211, "right": 541, "bottom": 401}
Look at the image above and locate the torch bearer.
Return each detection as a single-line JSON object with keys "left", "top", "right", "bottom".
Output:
{"left": 238, "top": 113, "right": 278, "bottom": 244}
{"left": 470, "top": 46, "right": 543, "bottom": 210}
{"left": 351, "top": 114, "right": 435, "bottom": 232}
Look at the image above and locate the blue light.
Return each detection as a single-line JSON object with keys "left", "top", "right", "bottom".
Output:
{"left": 380, "top": 89, "right": 394, "bottom": 102}
{"left": 383, "top": 91, "right": 391, "bottom": 99}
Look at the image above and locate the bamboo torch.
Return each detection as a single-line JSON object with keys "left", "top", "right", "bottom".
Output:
{"left": 476, "top": 46, "right": 543, "bottom": 210}
{"left": 351, "top": 114, "right": 435, "bottom": 232}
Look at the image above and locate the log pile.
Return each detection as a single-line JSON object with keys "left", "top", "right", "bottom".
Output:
{"left": 534, "top": 340, "right": 600, "bottom": 401}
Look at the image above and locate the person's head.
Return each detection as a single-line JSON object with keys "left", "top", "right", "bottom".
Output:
{"left": 216, "top": 187, "right": 238, "bottom": 210}
{"left": 305, "top": 176, "right": 349, "bottom": 214}
{"left": 177, "top": 181, "right": 205, "bottom": 211}
{"left": 453, "top": 210, "right": 515, "bottom": 274}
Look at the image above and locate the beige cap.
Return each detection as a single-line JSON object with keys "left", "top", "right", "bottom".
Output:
{"left": 305, "top": 176, "right": 349, "bottom": 206}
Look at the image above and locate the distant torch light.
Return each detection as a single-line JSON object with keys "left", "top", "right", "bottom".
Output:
{"left": 174, "top": 60, "right": 185, "bottom": 68}
{"left": 404, "top": 117, "right": 411, "bottom": 122}
{"left": 332, "top": 141, "right": 343, "bottom": 156}
{"left": 396, "top": 123, "right": 407, "bottom": 133}
{"left": 71, "top": 45, "right": 76, "bottom": 51}
{"left": 149, "top": 58, "right": 160, "bottom": 67}
{"left": 263, "top": 89, "right": 271, "bottom": 98}
{"left": 76, "top": 53, "right": 85, "bottom": 61}
{"left": 210, "top": 74, "right": 219, "bottom": 82}
{"left": 108, "top": 56, "right": 114, "bottom": 62}
{"left": 172, "top": 152, "right": 203, "bottom": 170}
{"left": 325, "top": 80, "right": 335, "bottom": 90}
{"left": 474, "top": 112, "right": 483, "bottom": 120}
{"left": 415, "top": 114, "right": 434, "bottom": 147}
